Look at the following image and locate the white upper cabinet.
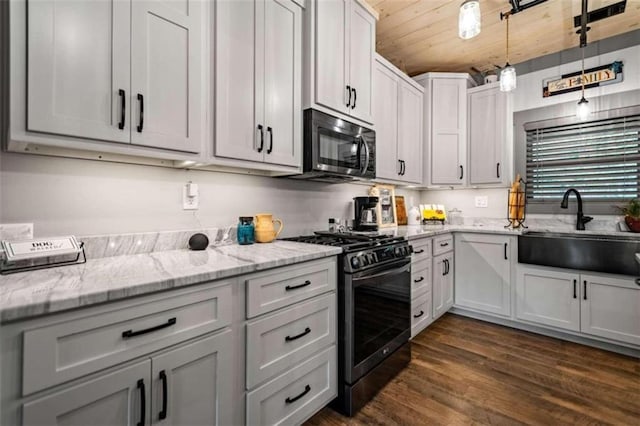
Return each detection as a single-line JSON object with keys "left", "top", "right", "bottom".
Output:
{"left": 22, "top": 0, "right": 203, "bottom": 155}
{"left": 215, "top": 0, "right": 302, "bottom": 168}
{"left": 305, "top": 0, "right": 377, "bottom": 126}
{"left": 130, "top": 0, "right": 201, "bottom": 153}
{"left": 373, "top": 55, "right": 423, "bottom": 185}
{"left": 414, "top": 73, "right": 472, "bottom": 187}
{"left": 27, "top": 0, "right": 131, "bottom": 143}
{"left": 468, "top": 83, "right": 510, "bottom": 186}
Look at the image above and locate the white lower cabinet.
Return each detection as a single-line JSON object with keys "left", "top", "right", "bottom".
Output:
{"left": 454, "top": 234, "right": 511, "bottom": 317}
{"left": 581, "top": 274, "right": 640, "bottom": 346}
{"left": 409, "top": 237, "right": 433, "bottom": 338}
{"left": 411, "top": 291, "right": 432, "bottom": 338}
{"left": 516, "top": 265, "right": 581, "bottom": 331}
{"left": 433, "top": 251, "right": 454, "bottom": 320}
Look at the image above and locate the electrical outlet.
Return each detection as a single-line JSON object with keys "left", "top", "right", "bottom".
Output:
{"left": 0, "top": 223, "right": 34, "bottom": 240}
{"left": 183, "top": 183, "right": 199, "bottom": 210}
{"left": 475, "top": 196, "right": 488, "bottom": 208}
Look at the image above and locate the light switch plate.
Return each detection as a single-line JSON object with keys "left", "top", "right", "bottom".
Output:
{"left": 475, "top": 196, "right": 488, "bottom": 208}
{"left": 183, "top": 184, "right": 199, "bottom": 210}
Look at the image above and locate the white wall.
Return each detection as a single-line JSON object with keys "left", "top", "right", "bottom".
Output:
{"left": 422, "top": 44, "right": 640, "bottom": 218}
{"left": 0, "top": 151, "right": 420, "bottom": 237}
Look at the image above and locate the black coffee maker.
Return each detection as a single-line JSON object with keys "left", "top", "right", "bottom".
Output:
{"left": 353, "top": 196, "right": 379, "bottom": 231}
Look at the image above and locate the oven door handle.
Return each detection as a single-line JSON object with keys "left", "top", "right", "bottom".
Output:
{"left": 352, "top": 262, "right": 411, "bottom": 282}
{"left": 359, "top": 136, "right": 371, "bottom": 176}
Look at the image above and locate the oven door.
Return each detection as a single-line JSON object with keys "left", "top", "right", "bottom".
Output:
{"left": 344, "top": 258, "right": 411, "bottom": 384}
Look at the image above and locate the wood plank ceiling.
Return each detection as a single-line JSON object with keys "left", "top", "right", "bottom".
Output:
{"left": 368, "top": 0, "right": 640, "bottom": 76}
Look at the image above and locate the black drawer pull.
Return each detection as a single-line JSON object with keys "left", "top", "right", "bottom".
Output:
{"left": 346, "top": 85, "right": 351, "bottom": 107}
{"left": 122, "top": 318, "right": 177, "bottom": 339}
{"left": 118, "top": 89, "right": 126, "bottom": 130}
{"left": 267, "top": 126, "right": 273, "bottom": 154}
{"left": 414, "top": 249, "right": 425, "bottom": 254}
{"left": 352, "top": 87, "right": 357, "bottom": 109}
{"left": 413, "top": 310, "right": 424, "bottom": 319}
{"left": 136, "top": 93, "right": 144, "bottom": 132}
{"left": 137, "top": 379, "right": 146, "bottom": 426}
{"left": 583, "top": 280, "right": 587, "bottom": 300}
{"left": 257, "top": 124, "right": 264, "bottom": 153}
{"left": 414, "top": 276, "right": 424, "bottom": 283}
{"left": 573, "top": 279, "right": 577, "bottom": 299}
{"left": 285, "top": 280, "right": 311, "bottom": 291}
{"left": 459, "top": 165, "right": 464, "bottom": 180}
{"left": 285, "top": 327, "right": 311, "bottom": 342}
{"left": 159, "top": 370, "right": 168, "bottom": 420}
{"left": 285, "top": 384, "right": 311, "bottom": 404}
{"left": 497, "top": 162, "right": 501, "bottom": 178}
{"left": 440, "top": 242, "right": 449, "bottom": 247}
{"left": 504, "top": 243, "right": 508, "bottom": 260}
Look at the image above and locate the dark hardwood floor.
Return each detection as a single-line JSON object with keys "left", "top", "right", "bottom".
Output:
{"left": 305, "top": 314, "right": 640, "bottom": 426}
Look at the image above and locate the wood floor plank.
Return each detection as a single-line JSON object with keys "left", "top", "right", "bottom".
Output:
{"left": 306, "top": 314, "right": 640, "bottom": 426}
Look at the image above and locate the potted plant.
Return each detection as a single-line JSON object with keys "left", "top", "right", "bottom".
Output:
{"left": 617, "top": 198, "right": 640, "bottom": 232}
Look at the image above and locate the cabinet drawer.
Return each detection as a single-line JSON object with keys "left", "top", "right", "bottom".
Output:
{"left": 246, "top": 258, "right": 337, "bottom": 318}
{"left": 246, "top": 346, "right": 337, "bottom": 426}
{"left": 411, "top": 238, "right": 432, "bottom": 262}
{"left": 411, "top": 292, "right": 432, "bottom": 338}
{"left": 433, "top": 234, "right": 453, "bottom": 256}
{"left": 23, "top": 281, "right": 232, "bottom": 396}
{"left": 411, "top": 258, "right": 432, "bottom": 299}
{"left": 246, "top": 293, "right": 336, "bottom": 389}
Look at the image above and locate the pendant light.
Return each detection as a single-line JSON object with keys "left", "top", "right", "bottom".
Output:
{"left": 576, "top": 47, "right": 590, "bottom": 120}
{"left": 499, "top": 14, "right": 516, "bottom": 92}
{"left": 458, "top": 0, "right": 481, "bottom": 40}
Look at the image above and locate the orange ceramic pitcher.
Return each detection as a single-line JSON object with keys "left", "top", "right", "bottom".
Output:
{"left": 254, "top": 213, "right": 283, "bottom": 243}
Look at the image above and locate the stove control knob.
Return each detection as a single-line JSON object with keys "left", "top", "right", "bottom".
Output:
{"left": 394, "top": 247, "right": 403, "bottom": 257}
{"left": 368, "top": 253, "right": 376, "bottom": 264}
{"left": 361, "top": 255, "right": 369, "bottom": 266}
{"left": 350, "top": 257, "right": 360, "bottom": 269}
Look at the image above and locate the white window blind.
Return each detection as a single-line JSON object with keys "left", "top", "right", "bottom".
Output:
{"left": 526, "top": 114, "right": 640, "bottom": 202}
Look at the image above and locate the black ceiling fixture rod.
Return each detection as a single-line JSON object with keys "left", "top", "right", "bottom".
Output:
{"left": 500, "top": 0, "right": 549, "bottom": 20}
{"left": 573, "top": 0, "right": 626, "bottom": 28}
{"left": 579, "top": 0, "right": 589, "bottom": 47}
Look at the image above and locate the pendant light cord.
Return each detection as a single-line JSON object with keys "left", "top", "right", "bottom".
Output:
{"left": 581, "top": 46, "right": 585, "bottom": 98}
{"left": 505, "top": 14, "right": 510, "bottom": 64}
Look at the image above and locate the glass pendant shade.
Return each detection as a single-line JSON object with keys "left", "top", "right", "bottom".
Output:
{"left": 576, "top": 97, "right": 590, "bottom": 120}
{"left": 500, "top": 64, "right": 517, "bottom": 92}
{"left": 458, "top": 0, "right": 481, "bottom": 39}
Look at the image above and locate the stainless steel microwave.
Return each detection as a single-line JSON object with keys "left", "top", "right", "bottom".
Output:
{"left": 292, "top": 109, "right": 375, "bottom": 181}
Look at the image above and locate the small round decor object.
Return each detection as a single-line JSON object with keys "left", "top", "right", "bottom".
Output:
{"left": 188, "top": 233, "right": 209, "bottom": 250}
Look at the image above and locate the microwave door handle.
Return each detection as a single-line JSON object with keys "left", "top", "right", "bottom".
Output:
{"left": 360, "top": 137, "right": 370, "bottom": 174}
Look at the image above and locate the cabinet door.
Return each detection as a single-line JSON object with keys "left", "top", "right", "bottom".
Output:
{"left": 433, "top": 252, "right": 454, "bottom": 319}
{"left": 469, "top": 87, "right": 506, "bottom": 185}
{"left": 23, "top": 360, "right": 150, "bottom": 426}
{"left": 581, "top": 274, "right": 640, "bottom": 346}
{"left": 430, "top": 79, "right": 466, "bottom": 185}
{"left": 27, "top": 0, "right": 131, "bottom": 143}
{"left": 454, "top": 234, "right": 511, "bottom": 317}
{"left": 130, "top": 0, "right": 201, "bottom": 153}
{"left": 372, "top": 61, "right": 399, "bottom": 181}
{"left": 397, "top": 81, "right": 423, "bottom": 184}
{"left": 151, "top": 330, "right": 232, "bottom": 426}
{"left": 348, "top": 0, "right": 375, "bottom": 124}
{"left": 215, "top": 0, "right": 264, "bottom": 162}
{"left": 263, "top": 0, "right": 302, "bottom": 167}
{"left": 314, "top": 0, "right": 349, "bottom": 115}
{"left": 516, "top": 265, "right": 580, "bottom": 331}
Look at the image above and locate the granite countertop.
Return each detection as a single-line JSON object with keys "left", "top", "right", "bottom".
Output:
{"left": 0, "top": 241, "right": 341, "bottom": 323}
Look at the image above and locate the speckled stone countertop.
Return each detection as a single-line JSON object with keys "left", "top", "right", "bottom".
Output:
{"left": 0, "top": 241, "right": 341, "bottom": 323}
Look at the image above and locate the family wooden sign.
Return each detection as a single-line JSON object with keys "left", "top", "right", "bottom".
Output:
{"left": 542, "top": 61, "right": 623, "bottom": 97}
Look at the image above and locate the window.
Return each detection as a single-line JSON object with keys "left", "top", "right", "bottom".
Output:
{"left": 525, "top": 112, "right": 640, "bottom": 203}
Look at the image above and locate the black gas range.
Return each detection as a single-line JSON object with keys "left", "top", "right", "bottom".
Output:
{"left": 285, "top": 232, "right": 412, "bottom": 416}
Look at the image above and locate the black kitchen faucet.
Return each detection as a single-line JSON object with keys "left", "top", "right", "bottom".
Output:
{"left": 560, "top": 188, "right": 593, "bottom": 230}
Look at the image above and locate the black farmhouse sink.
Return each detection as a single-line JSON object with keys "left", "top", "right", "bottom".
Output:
{"left": 518, "top": 231, "right": 640, "bottom": 276}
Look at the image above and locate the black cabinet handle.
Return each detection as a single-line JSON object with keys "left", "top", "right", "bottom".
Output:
{"left": 159, "top": 370, "right": 168, "bottom": 420}
{"left": 285, "top": 327, "right": 311, "bottom": 342}
{"left": 136, "top": 94, "right": 144, "bottom": 132}
{"left": 414, "top": 249, "right": 424, "bottom": 254}
{"left": 285, "top": 384, "right": 311, "bottom": 404}
{"left": 352, "top": 88, "right": 357, "bottom": 109}
{"left": 459, "top": 165, "right": 464, "bottom": 180}
{"left": 442, "top": 259, "right": 448, "bottom": 276}
{"left": 497, "top": 162, "right": 501, "bottom": 178}
{"left": 398, "top": 159, "right": 402, "bottom": 175}
{"left": 440, "top": 242, "right": 449, "bottom": 247}
{"left": 257, "top": 124, "right": 264, "bottom": 153}
{"left": 401, "top": 160, "right": 406, "bottom": 175}
{"left": 573, "top": 279, "right": 577, "bottom": 299}
{"left": 267, "top": 127, "right": 273, "bottom": 154}
{"left": 118, "top": 89, "right": 126, "bottom": 130}
{"left": 346, "top": 85, "right": 351, "bottom": 107}
{"left": 414, "top": 276, "right": 424, "bottom": 283}
{"left": 137, "top": 379, "right": 146, "bottom": 426}
{"left": 413, "top": 310, "right": 424, "bottom": 319}
{"left": 122, "top": 318, "right": 177, "bottom": 339}
{"left": 583, "top": 280, "right": 587, "bottom": 300}
{"left": 285, "top": 280, "right": 311, "bottom": 291}
{"left": 504, "top": 243, "right": 508, "bottom": 260}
